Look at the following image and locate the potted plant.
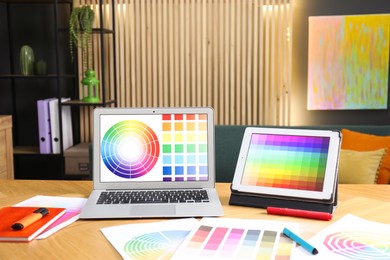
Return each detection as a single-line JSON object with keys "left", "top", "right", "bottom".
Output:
{"left": 69, "top": 5, "right": 100, "bottom": 102}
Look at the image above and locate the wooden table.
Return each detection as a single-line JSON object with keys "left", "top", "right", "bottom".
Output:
{"left": 0, "top": 180, "right": 389, "bottom": 259}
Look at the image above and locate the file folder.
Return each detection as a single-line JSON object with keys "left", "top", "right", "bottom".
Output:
{"left": 37, "top": 98, "right": 55, "bottom": 154}
{"left": 61, "top": 98, "right": 73, "bottom": 151}
{"left": 48, "top": 98, "right": 73, "bottom": 154}
{"left": 49, "top": 99, "right": 60, "bottom": 154}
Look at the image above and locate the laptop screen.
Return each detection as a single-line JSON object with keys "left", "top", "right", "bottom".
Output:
{"left": 99, "top": 112, "right": 209, "bottom": 183}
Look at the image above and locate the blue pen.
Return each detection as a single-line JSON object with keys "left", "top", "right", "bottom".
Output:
{"left": 283, "top": 227, "right": 318, "bottom": 255}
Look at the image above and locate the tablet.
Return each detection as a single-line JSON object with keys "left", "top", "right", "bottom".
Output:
{"left": 231, "top": 127, "right": 341, "bottom": 201}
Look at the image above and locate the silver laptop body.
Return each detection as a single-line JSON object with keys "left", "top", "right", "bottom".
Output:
{"left": 80, "top": 107, "right": 223, "bottom": 219}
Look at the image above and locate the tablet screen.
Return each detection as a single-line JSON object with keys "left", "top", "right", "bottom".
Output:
{"left": 241, "top": 133, "right": 330, "bottom": 192}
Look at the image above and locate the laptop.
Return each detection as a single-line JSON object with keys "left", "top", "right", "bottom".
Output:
{"left": 80, "top": 107, "right": 224, "bottom": 219}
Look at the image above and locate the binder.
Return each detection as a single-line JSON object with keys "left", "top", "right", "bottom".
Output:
{"left": 61, "top": 98, "right": 73, "bottom": 151}
{"left": 48, "top": 98, "right": 73, "bottom": 154}
{"left": 49, "top": 99, "right": 60, "bottom": 154}
{"left": 37, "top": 98, "right": 55, "bottom": 154}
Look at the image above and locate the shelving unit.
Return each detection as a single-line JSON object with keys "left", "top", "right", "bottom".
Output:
{"left": 0, "top": 0, "right": 117, "bottom": 180}
{"left": 63, "top": 0, "right": 117, "bottom": 108}
{"left": 61, "top": 0, "right": 117, "bottom": 179}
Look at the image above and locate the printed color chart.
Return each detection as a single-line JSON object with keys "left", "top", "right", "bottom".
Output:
{"left": 324, "top": 231, "right": 390, "bottom": 260}
{"left": 124, "top": 230, "right": 190, "bottom": 259}
{"left": 172, "top": 218, "right": 298, "bottom": 260}
{"left": 241, "top": 134, "right": 330, "bottom": 191}
{"left": 101, "top": 218, "right": 198, "bottom": 260}
{"left": 292, "top": 214, "right": 390, "bottom": 260}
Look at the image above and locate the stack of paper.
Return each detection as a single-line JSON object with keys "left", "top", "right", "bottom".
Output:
{"left": 14, "top": 195, "right": 87, "bottom": 239}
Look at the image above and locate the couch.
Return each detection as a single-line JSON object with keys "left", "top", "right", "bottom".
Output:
{"left": 215, "top": 125, "right": 390, "bottom": 184}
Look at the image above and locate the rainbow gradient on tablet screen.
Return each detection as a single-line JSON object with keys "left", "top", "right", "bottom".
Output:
{"left": 101, "top": 120, "right": 160, "bottom": 179}
{"left": 241, "top": 134, "right": 330, "bottom": 191}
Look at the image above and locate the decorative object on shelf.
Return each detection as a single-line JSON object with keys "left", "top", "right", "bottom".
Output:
{"left": 81, "top": 69, "right": 100, "bottom": 102}
{"left": 35, "top": 60, "right": 47, "bottom": 75}
{"left": 20, "top": 45, "right": 35, "bottom": 76}
{"left": 69, "top": 5, "right": 94, "bottom": 70}
{"left": 69, "top": 5, "right": 99, "bottom": 102}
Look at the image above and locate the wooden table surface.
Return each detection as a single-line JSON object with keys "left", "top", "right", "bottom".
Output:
{"left": 0, "top": 180, "right": 389, "bottom": 260}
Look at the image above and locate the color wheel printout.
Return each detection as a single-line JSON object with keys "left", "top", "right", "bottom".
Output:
{"left": 100, "top": 218, "right": 198, "bottom": 260}
{"left": 292, "top": 214, "right": 390, "bottom": 259}
{"left": 172, "top": 217, "right": 298, "bottom": 259}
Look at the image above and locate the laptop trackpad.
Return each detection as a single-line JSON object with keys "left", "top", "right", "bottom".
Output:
{"left": 130, "top": 204, "right": 176, "bottom": 217}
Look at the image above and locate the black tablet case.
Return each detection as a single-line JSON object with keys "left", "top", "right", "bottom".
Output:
{"left": 229, "top": 184, "right": 338, "bottom": 214}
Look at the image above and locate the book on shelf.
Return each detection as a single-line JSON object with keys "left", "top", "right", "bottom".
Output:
{"left": 0, "top": 206, "right": 66, "bottom": 242}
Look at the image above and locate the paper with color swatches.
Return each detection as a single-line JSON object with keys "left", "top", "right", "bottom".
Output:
{"left": 291, "top": 214, "right": 390, "bottom": 259}
{"left": 101, "top": 218, "right": 198, "bottom": 260}
{"left": 172, "top": 217, "right": 298, "bottom": 259}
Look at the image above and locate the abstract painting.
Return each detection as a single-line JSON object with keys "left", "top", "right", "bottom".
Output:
{"left": 307, "top": 14, "right": 390, "bottom": 110}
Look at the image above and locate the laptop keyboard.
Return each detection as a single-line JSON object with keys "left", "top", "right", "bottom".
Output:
{"left": 96, "top": 189, "right": 210, "bottom": 204}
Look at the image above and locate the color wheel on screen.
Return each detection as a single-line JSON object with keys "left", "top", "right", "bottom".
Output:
{"left": 324, "top": 231, "right": 390, "bottom": 260}
{"left": 101, "top": 120, "right": 160, "bottom": 179}
{"left": 124, "top": 230, "right": 189, "bottom": 259}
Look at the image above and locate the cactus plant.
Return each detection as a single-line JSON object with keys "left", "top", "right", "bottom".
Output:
{"left": 20, "top": 45, "right": 35, "bottom": 76}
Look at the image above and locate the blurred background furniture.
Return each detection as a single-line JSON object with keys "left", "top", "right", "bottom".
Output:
{"left": 0, "top": 115, "right": 14, "bottom": 179}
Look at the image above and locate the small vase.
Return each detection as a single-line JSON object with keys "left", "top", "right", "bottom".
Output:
{"left": 35, "top": 60, "right": 47, "bottom": 75}
{"left": 20, "top": 45, "right": 35, "bottom": 76}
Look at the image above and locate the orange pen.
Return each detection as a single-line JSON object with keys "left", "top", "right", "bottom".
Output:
{"left": 11, "top": 208, "right": 49, "bottom": 230}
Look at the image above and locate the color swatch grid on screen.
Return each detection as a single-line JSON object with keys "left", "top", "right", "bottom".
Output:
{"left": 162, "top": 113, "right": 208, "bottom": 181}
{"left": 101, "top": 120, "right": 160, "bottom": 179}
{"left": 323, "top": 231, "right": 390, "bottom": 260}
{"left": 172, "top": 218, "right": 297, "bottom": 259}
{"left": 242, "top": 134, "right": 330, "bottom": 191}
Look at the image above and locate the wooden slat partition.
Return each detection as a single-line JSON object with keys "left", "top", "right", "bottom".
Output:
{"left": 75, "top": 0, "right": 292, "bottom": 142}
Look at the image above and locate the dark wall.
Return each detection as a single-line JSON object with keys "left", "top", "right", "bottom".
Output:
{"left": 291, "top": 0, "right": 390, "bottom": 125}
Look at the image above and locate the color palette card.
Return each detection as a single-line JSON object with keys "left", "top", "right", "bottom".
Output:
{"left": 101, "top": 218, "right": 198, "bottom": 260}
{"left": 292, "top": 214, "right": 390, "bottom": 259}
{"left": 172, "top": 217, "right": 298, "bottom": 259}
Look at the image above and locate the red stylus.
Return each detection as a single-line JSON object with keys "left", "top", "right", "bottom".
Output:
{"left": 266, "top": 207, "right": 332, "bottom": 221}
